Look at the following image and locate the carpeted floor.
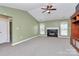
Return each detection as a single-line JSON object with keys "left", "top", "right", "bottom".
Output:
{"left": 0, "top": 36, "right": 79, "bottom": 56}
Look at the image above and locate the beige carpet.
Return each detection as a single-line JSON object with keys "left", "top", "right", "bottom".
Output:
{"left": 0, "top": 36, "right": 79, "bottom": 56}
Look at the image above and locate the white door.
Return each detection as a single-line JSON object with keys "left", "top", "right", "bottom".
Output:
{"left": 0, "top": 21, "right": 9, "bottom": 44}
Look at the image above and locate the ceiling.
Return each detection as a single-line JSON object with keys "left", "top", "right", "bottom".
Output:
{"left": 0, "top": 3, "right": 77, "bottom": 22}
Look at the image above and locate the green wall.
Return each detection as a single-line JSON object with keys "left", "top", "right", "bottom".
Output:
{"left": 41, "top": 19, "right": 71, "bottom": 37}
{"left": 0, "top": 6, "right": 39, "bottom": 43}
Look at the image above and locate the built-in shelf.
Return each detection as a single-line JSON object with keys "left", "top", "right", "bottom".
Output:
{"left": 71, "top": 11, "right": 79, "bottom": 19}
{"left": 71, "top": 5, "right": 79, "bottom": 52}
{"left": 72, "top": 20, "right": 79, "bottom": 23}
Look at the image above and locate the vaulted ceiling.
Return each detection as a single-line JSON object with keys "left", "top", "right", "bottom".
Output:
{"left": 0, "top": 3, "right": 77, "bottom": 22}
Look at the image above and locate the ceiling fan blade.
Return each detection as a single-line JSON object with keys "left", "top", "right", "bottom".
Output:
{"left": 41, "top": 8, "right": 47, "bottom": 10}
{"left": 50, "top": 8, "right": 56, "bottom": 10}
{"left": 42, "top": 10, "right": 47, "bottom": 13}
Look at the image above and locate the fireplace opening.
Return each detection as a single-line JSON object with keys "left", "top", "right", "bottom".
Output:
{"left": 47, "top": 29, "right": 58, "bottom": 37}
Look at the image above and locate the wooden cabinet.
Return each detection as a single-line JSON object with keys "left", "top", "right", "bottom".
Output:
{"left": 71, "top": 11, "right": 79, "bottom": 52}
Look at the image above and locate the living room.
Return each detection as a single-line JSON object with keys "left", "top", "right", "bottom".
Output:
{"left": 0, "top": 2, "right": 79, "bottom": 56}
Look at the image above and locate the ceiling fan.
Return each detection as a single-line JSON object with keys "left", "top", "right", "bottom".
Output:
{"left": 41, "top": 4, "right": 56, "bottom": 14}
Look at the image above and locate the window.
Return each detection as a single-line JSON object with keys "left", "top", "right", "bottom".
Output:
{"left": 40, "top": 23, "right": 45, "bottom": 34}
{"left": 60, "top": 22, "right": 68, "bottom": 36}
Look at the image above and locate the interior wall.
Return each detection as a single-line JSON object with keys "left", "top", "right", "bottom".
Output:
{"left": 0, "top": 6, "right": 40, "bottom": 43}
{"left": 41, "top": 19, "right": 71, "bottom": 37}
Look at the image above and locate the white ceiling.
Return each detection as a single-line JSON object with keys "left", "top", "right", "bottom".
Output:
{"left": 0, "top": 3, "right": 77, "bottom": 22}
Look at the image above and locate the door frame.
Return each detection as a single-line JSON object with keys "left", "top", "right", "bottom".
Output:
{"left": 9, "top": 20, "right": 12, "bottom": 43}
{"left": 8, "top": 17, "right": 12, "bottom": 43}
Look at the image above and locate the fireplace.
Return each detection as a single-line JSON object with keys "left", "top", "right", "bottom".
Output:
{"left": 47, "top": 29, "right": 58, "bottom": 37}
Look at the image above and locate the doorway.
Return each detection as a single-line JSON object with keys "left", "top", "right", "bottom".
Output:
{"left": 0, "top": 15, "right": 12, "bottom": 44}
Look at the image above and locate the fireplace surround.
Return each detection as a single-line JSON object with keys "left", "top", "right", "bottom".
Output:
{"left": 46, "top": 27, "right": 59, "bottom": 37}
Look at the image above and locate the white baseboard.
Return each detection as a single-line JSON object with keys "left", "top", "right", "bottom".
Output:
{"left": 12, "top": 35, "right": 40, "bottom": 46}
{"left": 58, "top": 36, "right": 70, "bottom": 39}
